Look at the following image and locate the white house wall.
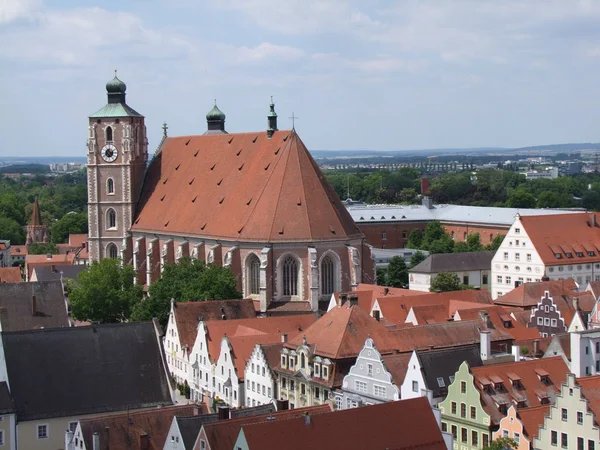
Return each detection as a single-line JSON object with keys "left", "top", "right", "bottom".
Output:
{"left": 213, "top": 338, "right": 242, "bottom": 407}
{"left": 400, "top": 351, "right": 427, "bottom": 402}
{"left": 244, "top": 346, "right": 276, "bottom": 407}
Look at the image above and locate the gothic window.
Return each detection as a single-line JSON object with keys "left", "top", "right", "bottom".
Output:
{"left": 321, "top": 255, "right": 335, "bottom": 295}
{"left": 107, "top": 178, "right": 115, "bottom": 194}
{"left": 106, "top": 208, "right": 117, "bottom": 229}
{"left": 106, "top": 126, "right": 113, "bottom": 142}
{"left": 247, "top": 254, "right": 260, "bottom": 295}
{"left": 282, "top": 256, "right": 298, "bottom": 296}
{"left": 107, "top": 243, "right": 118, "bottom": 259}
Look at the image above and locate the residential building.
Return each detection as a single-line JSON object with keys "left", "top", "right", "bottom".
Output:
{"left": 233, "top": 397, "right": 449, "bottom": 450}
{"left": 346, "top": 198, "right": 583, "bottom": 249}
{"left": 275, "top": 302, "right": 397, "bottom": 409}
{"left": 164, "top": 299, "right": 256, "bottom": 387}
{"left": 244, "top": 343, "right": 281, "bottom": 407}
{"left": 409, "top": 251, "right": 494, "bottom": 292}
{"left": 9, "top": 245, "right": 26, "bottom": 264}
{"left": 571, "top": 328, "right": 600, "bottom": 377}
{"left": 0, "top": 267, "right": 21, "bottom": 283}
{"left": 29, "top": 264, "right": 86, "bottom": 282}
{"left": 493, "top": 405, "right": 549, "bottom": 450}
{"left": 543, "top": 333, "right": 571, "bottom": 366}
{"left": 326, "top": 283, "right": 430, "bottom": 314}
{"left": 195, "top": 404, "right": 332, "bottom": 450}
{"left": 163, "top": 404, "right": 277, "bottom": 450}
{"left": 0, "top": 383, "right": 15, "bottom": 450}
{"left": 87, "top": 75, "right": 375, "bottom": 314}
{"left": 67, "top": 405, "right": 199, "bottom": 450}
{"left": 491, "top": 213, "right": 600, "bottom": 299}
{"left": 534, "top": 373, "right": 600, "bottom": 450}
{"left": 188, "top": 315, "right": 316, "bottom": 405}
{"left": 0, "top": 322, "right": 173, "bottom": 450}
{"left": 55, "top": 233, "right": 89, "bottom": 265}
{"left": 0, "top": 280, "right": 71, "bottom": 331}
{"left": 24, "top": 253, "right": 75, "bottom": 281}
{"left": 0, "top": 241, "right": 12, "bottom": 268}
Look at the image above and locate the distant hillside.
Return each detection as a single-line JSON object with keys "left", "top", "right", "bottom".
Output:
{"left": 0, "top": 164, "right": 50, "bottom": 174}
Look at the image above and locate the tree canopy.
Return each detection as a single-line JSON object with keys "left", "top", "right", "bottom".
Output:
{"left": 28, "top": 242, "right": 59, "bottom": 255}
{"left": 483, "top": 437, "right": 517, "bottom": 450}
{"left": 430, "top": 272, "right": 467, "bottom": 292}
{"left": 385, "top": 256, "right": 409, "bottom": 287}
{"left": 50, "top": 212, "right": 88, "bottom": 243}
{"left": 69, "top": 258, "right": 142, "bottom": 323}
{"left": 131, "top": 258, "right": 242, "bottom": 326}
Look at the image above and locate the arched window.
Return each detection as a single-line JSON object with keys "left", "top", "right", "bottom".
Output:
{"left": 247, "top": 254, "right": 260, "bottom": 295}
{"left": 106, "top": 208, "right": 116, "bottom": 229}
{"left": 106, "top": 126, "right": 113, "bottom": 142}
{"left": 107, "top": 243, "right": 118, "bottom": 259}
{"left": 107, "top": 178, "right": 115, "bottom": 194}
{"left": 282, "top": 256, "right": 298, "bottom": 296}
{"left": 321, "top": 255, "right": 335, "bottom": 295}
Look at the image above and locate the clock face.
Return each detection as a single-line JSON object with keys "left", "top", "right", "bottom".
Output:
{"left": 101, "top": 144, "right": 118, "bottom": 163}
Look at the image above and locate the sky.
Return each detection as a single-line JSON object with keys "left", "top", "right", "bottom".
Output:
{"left": 2, "top": 0, "right": 600, "bottom": 157}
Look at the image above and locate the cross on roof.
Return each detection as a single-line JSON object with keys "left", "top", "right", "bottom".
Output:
{"left": 289, "top": 112, "right": 299, "bottom": 129}
{"left": 162, "top": 122, "right": 168, "bottom": 137}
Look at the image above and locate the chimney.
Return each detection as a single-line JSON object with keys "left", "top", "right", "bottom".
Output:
{"left": 281, "top": 333, "right": 288, "bottom": 343}
{"left": 304, "top": 412, "right": 311, "bottom": 426}
{"left": 422, "top": 196, "right": 433, "bottom": 209}
{"left": 65, "top": 429, "right": 75, "bottom": 450}
{"left": 217, "top": 406, "right": 230, "bottom": 421}
{"left": 480, "top": 330, "right": 491, "bottom": 361}
{"left": 276, "top": 399, "right": 289, "bottom": 411}
{"left": 139, "top": 433, "right": 149, "bottom": 450}
{"left": 104, "top": 426, "right": 109, "bottom": 450}
{"left": 267, "top": 97, "right": 278, "bottom": 138}
{"left": 46, "top": 253, "right": 52, "bottom": 260}
{"left": 512, "top": 344, "right": 521, "bottom": 362}
{"left": 193, "top": 406, "right": 201, "bottom": 416}
{"left": 348, "top": 294, "right": 358, "bottom": 307}
{"left": 591, "top": 213, "right": 597, "bottom": 228}
{"left": 92, "top": 432, "right": 100, "bottom": 450}
{"left": 32, "top": 295, "right": 37, "bottom": 316}
{"left": 478, "top": 311, "right": 492, "bottom": 328}
{"left": 339, "top": 293, "right": 348, "bottom": 306}
{"left": 573, "top": 297, "right": 580, "bottom": 311}
{"left": 420, "top": 178, "right": 430, "bottom": 195}
{"left": 51, "top": 264, "right": 56, "bottom": 272}
{"left": 533, "top": 339, "right": 540, "bottom": 356}
{"left": 383, "top": 287, "right": 389, "bottom": 296}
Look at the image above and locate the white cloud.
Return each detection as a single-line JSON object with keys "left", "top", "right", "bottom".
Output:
{"left": 227, "top": 42, "right": 305, "bottom": 63}
{"left": 0, "top": 0, "right": 41, "bottom": 24}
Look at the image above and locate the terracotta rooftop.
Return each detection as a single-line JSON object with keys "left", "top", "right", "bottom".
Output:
{"left": 495, "top": 279, "right": 578, "bottom": 308}
{"left": 204, "top": 315, "right": 316, "bottom": 364}
{"left": 576, "top": 375, "right": 600, "bottom": 421}
{"left": 133, "top": 130, "right": 361, "bottom": 243}
{"left": 78, "top": 404, "right": 200, "bottom": 450}
{"left": 520, "top": 213, "right": 600, "bottom": 265}
{"left": 381, "top": 352, "right": 412, "bottom": 385}
{"left": 287, "top": 303, "right": 397, "bottom": 359}
{"left": 454, "top": 305, "right": 541, "bottom": 342}
{"left": 173, "top": 299, "right": 256, "bottom": 349}
{"left": 202, "top": 404, "right": 332, "bottom": 450}
{"left": 338, "top": 283, "right": 430, "bottom": 313}
{"left": 0, "top": 267, "right": 21, "bottom": 283}
{"left": 517, "top": 404, "right": 550, "bottom": 440}
{"left": 10, "top": 245, "right": 27, "bottom": 257}
{"left": 389, "top": 319, "right": 513, "bottom": 353}
{"left": 68, "top": 233, "right": 88, "bottom": 247}
{"left": 471, "top": 356, "right": 570, "bottom": 425}
{"left": 25, "top": 253, "right": 75, "bottom": 279}
{"left": 237, "top": 397, "right": 446, "bottom": 450}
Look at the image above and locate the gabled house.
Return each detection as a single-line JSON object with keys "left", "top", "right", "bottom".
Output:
{"left": 244, "top": 343, "right": 282, "bottom": 407}
{"left": 492, "top": 405, "right": 549, "bottom": 450}
{"left": 195, "top": 404, "right": 332, "bottom": 450}
{"left": 67, "top": 404, "right": 199, "bottom": 450}
{"left": 24, "top": 253, "right": 74, "bottom": 281}
{"left": 0, "top": 267, "right": 21, "bottom": 283}
{"left": 29, "top": 264, "right": 87, "bottom": 282}
{"left": 0, "top": 280, "right": 71, "bottom": 331}
{"left": 233, "top": 397, "right": 450, "bottom": 450}
{"left": 0, "top": 322, "right": 173, "bottom": 450}
{"left": 163, "top": 298, "right": 256, "bottom": 388}
{"left": 534, "top": 373, "right": 600, "bottom": 450}
{"left": 274, "top": 302, "right": 398, "bottom": 409}
{"left": 189, "top": 315, "right": 316, "bottom": 406}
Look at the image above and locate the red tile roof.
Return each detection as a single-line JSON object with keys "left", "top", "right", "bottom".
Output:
{"left": 68, "top": 233, "right": 88, "bottom": 247}
{"left": 204, "top": 315, "right": 316, "bottom": 363}
{"left": 496, "top": 279, "right": 578, "bottom": 308}
{"left": 25, "top": 253, "right": 75, "bottom": 279}
{"left": 381, "top": 352, "right": 413, "bottom": 385}
{"left": 0, "top": 267, "right": 21, "bottom": 283}
{"left": 10, "top": 245, "right": 27, "bottom": 257}
{"left": 471, "top": 356, "right": 570, "bottom": 425}
{"left": 201, "top": 404, "right": 332, "bottom": 450}
{"left": 517, "top": 405, "right": 550, "bottom": 440}
{"left": 455, "top": 305, "right": 541, "bottom": 342}
{"left": 133, "top": 131, "right": 361, "bottom": 243}
{"left": 78, "top": 404, "right": 200, "bottom": 450}
{"left": 520, "top": 213, "right": 600, "bottom": 265}
{"left": 287, "top": 304, "right": 397, "bottom": 359}
{"left": 238, "top": 397, "right": 446, "bottom": 450}
{"left": 174, "top": 299, "right": 256, "bottom": 349}
{"left": 576, "top": 375, "right": 600, "bottom": 420}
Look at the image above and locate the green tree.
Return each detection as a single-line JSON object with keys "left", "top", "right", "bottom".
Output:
{"left": 537, "top": 191, "right": 573, "bottom": 208}
{"left": 430, "top": 272, "right": 463, "bottom": 292}
{"left": 583, "top": 190, "right": 600, "bottom": 211}
{"left": 409, "top": 251, "right": 427, "bottom": 268}
{"left": 376, "top": 268, "right": 388, "bottom": 286}
{"left": 385, "top": 256, "right": 408, "bottom": 287}
{"left": 486, "top": 234, "right": 505, "bottom": 251}
{"left": 69, "top": 259, "right": 142, "bottom": 323}
{"left": 483, "top": 437, "right": 517, "bottom": 450}
{"left": 28, "top": 242, "right": 59, "bottom": 255}
{"left": 131, "top": 258, "right": 242, "bottom": 326}
{"left": 506, "top": 188, "right": 536, "bottom": 208}
{"left": 466, "top": 233, "right": 484, "bottom": 252}
{"left": 423, "top": 221, "right": 446, "bottom": 246}
{"left": 427, "top": 236, "right": 455, "bottom": 254}
{"left": 0, "top": 217, "right": 26, "bottom": 244}
{"left": 407, "top": 228, "right": 424, "bottom": 249}
{"left": 50, "top": 212, "right": 88, "bottom": 243}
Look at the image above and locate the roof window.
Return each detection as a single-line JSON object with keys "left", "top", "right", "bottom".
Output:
{"left": 577, "top": 252, "right": 584, "bottom": 257}
{"left": 437, "top": 377, "right": 445, "bottom": 387}
{"left": 555, "top": 253, "right": 562, "bottom": 259}
{"left": 566, "top": 253, "right": 573, "bottom": 258}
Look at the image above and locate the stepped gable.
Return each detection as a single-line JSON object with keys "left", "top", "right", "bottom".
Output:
{"left": 576, "top": 375, "right": 600, "bottom": 419}
{"left": 517, "top": 405, "right": 551, "bottom": 441}
{"left": 520, "top": 213, "right": 600, "bottom": 265}
{"left": 133, "top": 130, "right": 361, "bottom": 242}
{"left": 496, "top": 279, "right": 578, "bottom": 308}
{"left": 287, "top": 303, "right": 397, "bottom": 359}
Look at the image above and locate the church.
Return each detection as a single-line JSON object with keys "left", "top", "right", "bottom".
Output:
{"left": 87, "top": 74, "right": 375, "bottom": 313}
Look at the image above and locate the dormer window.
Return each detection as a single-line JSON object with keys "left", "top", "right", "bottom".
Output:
{"left": 322, "top": 366, "right": 328, "bottom": 379}
{"left": 577, "top": 252, "right": 584, "bottom": 257}
{"left": 566, "top": 253, "right": 573, "bottom": 258}
{"left": 314, "top": 364, "right": 320, "bottom": 376}
{"left": 281, "top": 355, "right": 287, "bottom": 369}
{"left": 289, "top": 357, "right": 295, "bottom": 370}
{"left": 589, "top": 251, "right": 595, "bottom": 257}
{"left": 555, "top": 253, "right": 562, "bottom": 259}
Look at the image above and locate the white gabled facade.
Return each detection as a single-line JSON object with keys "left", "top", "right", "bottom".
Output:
{"left": 189, "top": 321, "right": 213, "bottom": 402}
{"left": 491, "top": 215, "right": 545, "bottom": 299}
{"left": 400, "top": 351, "right": 427, "bottom": 402}
{"left": 213, "top": 338, "right": 242, "bottom": 408}
{"left": 164, "top": 302, "right": 191, "bottom": 386}
{"left": 244, "top": 345, "right": 277, "bottom": 407}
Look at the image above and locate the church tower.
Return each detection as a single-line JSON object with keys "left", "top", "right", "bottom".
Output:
{"left": 87, "top": 72, "right": 148, "bottom": 262}
{"left": 25, "top": 199, "right": 49, "bottom": 246}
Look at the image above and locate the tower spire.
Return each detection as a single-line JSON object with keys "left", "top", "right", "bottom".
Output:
{"left": 30, "top": 199, "right": 42, "bottom": 226}
{"left": 267, "top": 96, "right": 278, "bottom": 138}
